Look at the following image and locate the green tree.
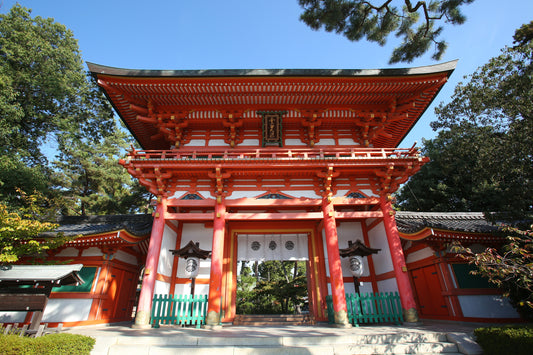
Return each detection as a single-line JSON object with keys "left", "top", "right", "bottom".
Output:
{"left": 298, "top": 0, "right": 475, "bottom": 63}
{"left": 0, "top": 4, "right": 150, "bottom": 216}
{"left": 396, "top": 22, "right": 533, "bottom": 220}
{"left": 0, "top": 5, "right": 98, "bottom": 165}
{"left": 236, "top": 261, "right": 257, "bottom": 314}
{"left": 52, "top": 123, "right": 151, "bottom": 216}
{"left": 236, "top": 260, "right": 308, "bottom": 314}
{"left": 0, "top": 190, "right": 67, "bottom": 264}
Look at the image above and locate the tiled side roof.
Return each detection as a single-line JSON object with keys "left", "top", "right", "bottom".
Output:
{"left": 395, "top": 211, "right": 499, "bottom": 234}
{"left": 41, "top": 214, "right": 153, "bottom": 237}
{"left": 41, "top": 212, "right": 498, "bottom": 238}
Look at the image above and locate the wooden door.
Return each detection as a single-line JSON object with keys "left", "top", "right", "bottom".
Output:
{"left": 114, "top": 270, "right": 136, "bottom": 320}
{"left": 100, "top": 268, "right": 122, "bottom": 320}
{"left": 411, "top": 265, "right": 448, "bottom": 317}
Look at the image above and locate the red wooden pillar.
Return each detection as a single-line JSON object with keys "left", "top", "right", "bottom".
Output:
{"left": 380, "top": 196, "right": 419, "bottom": 322}
{"left": 322, "top": 196, "right": 350, "bottom": 326}
{"left": 133, "top": 197, "right": 167, "bottom": 328}
{"left": 206, "top": 197, "right": 226, "bottom": 326}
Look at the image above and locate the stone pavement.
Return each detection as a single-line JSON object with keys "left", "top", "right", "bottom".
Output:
{"left": 65, "top": 320, "right": 484, "bottom": 355}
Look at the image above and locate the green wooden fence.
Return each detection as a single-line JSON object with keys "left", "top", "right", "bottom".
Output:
{"left": 151, "top": 294, "right": 208, "bottom": 328}
{"left": 326, "top": 292, "right": 403, "bottom": 326}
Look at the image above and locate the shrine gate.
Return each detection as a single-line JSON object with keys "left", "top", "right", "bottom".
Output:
{"left": 88, "top": 62, "right": 456, "bottom": 327}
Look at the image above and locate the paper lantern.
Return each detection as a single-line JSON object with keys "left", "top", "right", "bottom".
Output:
{"left": 349, "top": 255, "right": 364, "bottom": 277}
{"left": 184, "top": 257, "right": 200, "bottom": 278}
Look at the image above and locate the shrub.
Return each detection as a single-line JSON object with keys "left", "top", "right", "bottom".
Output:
{"left": 0, "top": 333, "right": 95, "bottom": 355}
{"left": 474, "top": 325, "right": 533, "bottom": 355}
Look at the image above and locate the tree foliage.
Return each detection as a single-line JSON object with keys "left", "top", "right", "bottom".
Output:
{"left": 0, "top": 4, "right": 151, "bottom": 217}
{"left": 396, "top": 22, "right": 533, "bottom": 220}
{"left": 0, "top": 190, "right": 68, "bottom": 264}
{"left": 237, "top": 261, "right": 308, "bottom": 314}
{"left": 298, "top": 0, "right": 475, "bottom": 63}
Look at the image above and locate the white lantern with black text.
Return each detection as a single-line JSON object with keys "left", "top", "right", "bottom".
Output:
{"left": 184, "top": 257, "right": 200, "bottom": 278}
{"left": 349, "top": 255, "right": 364, "bottom": 277}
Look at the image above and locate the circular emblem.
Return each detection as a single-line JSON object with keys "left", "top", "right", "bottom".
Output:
{"left": 269, "top": 241, "right": 277, "bottom": 250}
{"left": 251, "top": 241, "right": 261, "bottom": 251}
{"left": 285, "top": 241, "right": 295, "bottom": 250}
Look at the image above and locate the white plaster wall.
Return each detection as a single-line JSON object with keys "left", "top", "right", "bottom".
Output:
{"left": 241, "top": 139, "right": 260, "bottom": 146}
{"left": 154, "top": 280, "right": 170, "bottom": 295}
{"left": 42, "top": 299, "right": 92, "bottom": 322}
{"left": 82, "top": 247, "right": 103, "bottom": 257}
{"left": 336, "top": 222, "right": 370, "bottom": 278}
{"left": 344, "top": 280, "right": 374, "bottom": 295}
{"left": 114, "top": 250, "right": 138, "bottom": 265}
{"left": 294, "top": 190, "right": 320, "bottom": 199}
{"left": 339, "top": 138, "right": 359, "bottom": 145}
{"left": 406, "top": 247, "right": 435, "bottom": 264}
{"left": 180, "top": 223, "right": 213, "bottom": 250}
{"left": 368, "top": 222, "right": 394, "bottom": 276}
{"left": 458, "top": 295, "right": 521, "bottom": 318}
{"left": 174, "top": 283, "right": 209, "bottom": 296}
{"left": 229, "top": 190, "right": 256, "bottom": 199}
{"left": 0, "top": 311, "right": 27, "bottom": 323}
{"left": 359, "top": 281, "right": 374, "bottom": 294}
{"left": 285, "top": 139, "right": 306, "bottom": 146}
{"left": 315, "top": 139, "right": 336, "bottom": 145}
{"left": 361, "top": 189, "right": 376, "bottom": 197}
{"left": 175, "top": 223, "right": 213, "bottom": 279}
{"left": 55, "top": 247, "right": 78, "bottom": 257}
{"left": 208, "top": 139, "right": 229, "bottom": 146}
{"left": 377, "top": 278, "right": 399, "bottom": 294}
{"left": 335, "top": 189, "right": 350, "bottom": 197}
{"left": 157, "top": 224, "right": 177, "bottom": 277}
{"left": 187, "top": 139, "right": 206, "bottom": 146}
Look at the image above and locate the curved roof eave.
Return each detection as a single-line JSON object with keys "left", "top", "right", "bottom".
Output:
{"left": 87, "top": 60, "right": 458, "bottom": 79}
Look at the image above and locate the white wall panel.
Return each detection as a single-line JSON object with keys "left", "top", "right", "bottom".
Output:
{"left": 82, "top": 247, "right": 103, "bottom": 257}
{"left": 208, "top": 139, "right": 229, "bottom": 146}
{"left": 377, "top": 278, "right": 399, "bottom": 294}
{"left": 368, "top": 223, "right": 394, "bottom": 275}
{"left": 115, "top": 250, "right": 138, "bottom": 265}
{"left": 174, "top": 283, "right": 209, "bottom": 296}
{"left": 285, "top": 139, "right": 306, "bottom": 145}
{"left": 154, "top": 280, "right": 170, "bottom": 295}
{"left": 458, "top": 295, "right": 520, "bottom": 318}
{"left": 42, "top": 299, "right": 92, "bottom": 322}
{"left": 157, "top": 224, "right": 177, "bottom": 277}
{"left": 315, "top": 139, "right": 335, "bottom": 145}
{"left": 240, "top": 139, "right": 260, "bottom": 146}
{"left": 406, "top": 247, "right": 435, "bottom": 264}
{"left": 55, "top": 247, "right": 79, "bottom": 257}
{"left": 0, "top": 312, "right": 27, "bottom": 323}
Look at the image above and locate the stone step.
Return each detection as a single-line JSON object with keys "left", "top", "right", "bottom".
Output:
{"left": 101, "top": 331, "right": 460, "bottom": 355}
{"left": 107, "top": 342, "right": 460, "bottom": 355}
{"left": 233, "top": 314, "right": 314, "bottom": 326}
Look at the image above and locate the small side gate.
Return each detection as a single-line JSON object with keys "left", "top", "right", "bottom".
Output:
{"left": 327, "top": 292, "right": 403, "bottom": 326}
{"left": 151, "top": 294, "right": 208, "bottom": 328}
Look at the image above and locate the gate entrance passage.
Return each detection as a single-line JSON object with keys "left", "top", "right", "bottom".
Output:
{"left": 236, "top": 234, "right": 309, "bottom": 316}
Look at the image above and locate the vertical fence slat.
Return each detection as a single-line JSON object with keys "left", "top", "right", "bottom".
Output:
{"left": 325, "top": 292, "right": 403, "bottom": 326}
{"left": 151, "top": 294, "right": 208, "bottom": 328}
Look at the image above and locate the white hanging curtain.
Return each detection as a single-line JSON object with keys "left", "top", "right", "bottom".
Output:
{"left": 237, "top": 234, "right": 308, "bottom": 261}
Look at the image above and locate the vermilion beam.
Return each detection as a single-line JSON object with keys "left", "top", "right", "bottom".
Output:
{"left": 380, "top": 196, "right": 419, "bottom": 322}
{"left": 133, "top": 198, "right": 167, "bottom": 328}
{"left": 206, "top": 199, "right": 226, "bottom": 326}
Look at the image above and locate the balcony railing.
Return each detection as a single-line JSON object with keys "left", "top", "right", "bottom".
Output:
{"left": 125, "top": 147, "right": 421, "bottom": 163}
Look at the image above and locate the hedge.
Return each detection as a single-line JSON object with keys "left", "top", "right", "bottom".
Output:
{"left": 474, "top": 325, "right": 533, "bottom": 355}
{"left": 0, "top": 333, "right": 95, "bottom": 355}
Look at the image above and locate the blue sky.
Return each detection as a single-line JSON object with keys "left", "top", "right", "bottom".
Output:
{"left": 2, "top": 0, "right": 532, "bottom": 147}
